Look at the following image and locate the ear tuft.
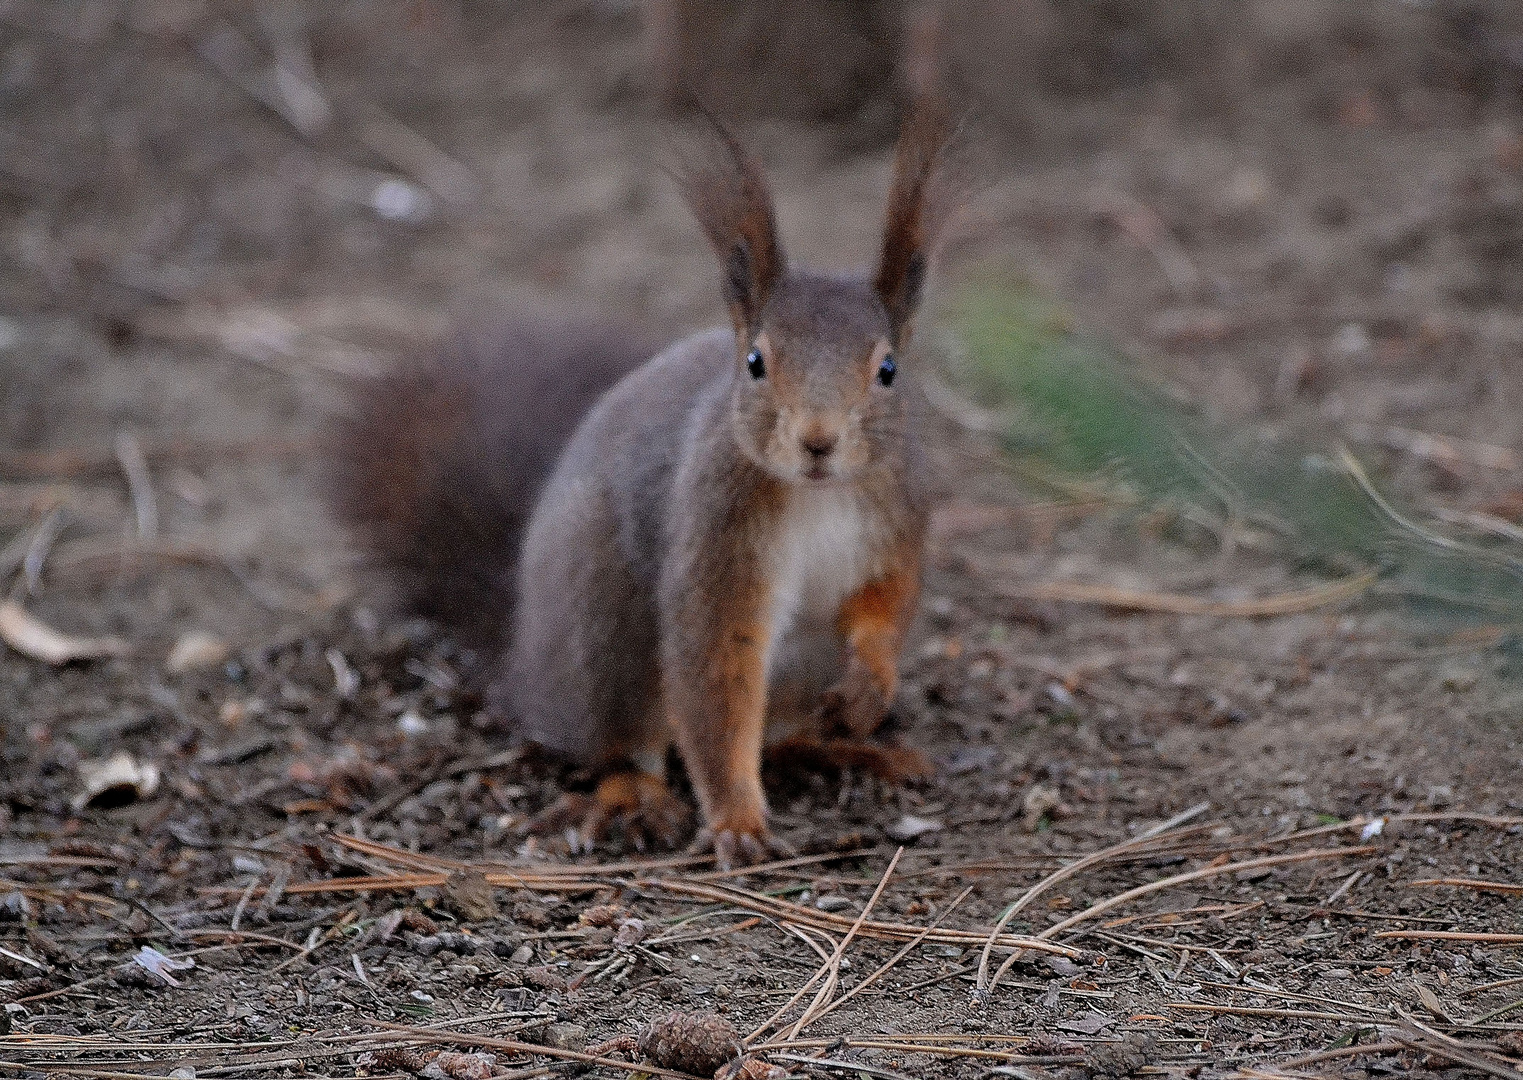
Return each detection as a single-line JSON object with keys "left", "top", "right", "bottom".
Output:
{"left": 874, "top": 98, "right": 962, "bottom": 338}
{"left": 677, "top": 109, "right": 785, "bottom": 334}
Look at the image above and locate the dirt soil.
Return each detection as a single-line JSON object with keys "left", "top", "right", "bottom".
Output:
{"left": 3, "top": 4, "right": 1522, "bottom": 1080}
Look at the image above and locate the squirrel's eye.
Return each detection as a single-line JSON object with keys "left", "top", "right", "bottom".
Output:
{"left": 745, "top": 348, "right": 766, "bottom": 380}
{"left": 877, "top": 353, "right": 896, "bottom": 387}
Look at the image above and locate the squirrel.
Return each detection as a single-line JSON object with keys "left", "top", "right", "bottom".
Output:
{"left": 329, "top": 104, "right": 959, "bottom": 867}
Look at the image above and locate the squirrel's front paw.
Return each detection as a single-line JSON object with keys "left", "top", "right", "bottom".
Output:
{"left": 692, "top": 814, "right": 795, "bottom": 871}
{"left": 818, "top": 657, "right": 891, "bottom": 738}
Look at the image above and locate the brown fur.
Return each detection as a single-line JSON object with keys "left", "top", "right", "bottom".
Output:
{"left": 824, "top": 546, "right": 925, "bottom": 738}
{"left": 325, "top": 318, "right": 647, "bottom": 647}
{"left": 328, "top": 105, "right": 959, "bottom": 867}
{"left": 765, "top": 734, "right": 934, "bottom": 785}
{"left": 677, "top": 112, "right": 786, "bottom": 335}
{"left": 874, "top": 99, "right": 960, "bottom": 339}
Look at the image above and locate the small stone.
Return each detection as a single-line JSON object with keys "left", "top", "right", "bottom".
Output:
{"left": 1045, "top": 955, "right": 1081, "bottom": 977}
{"left": 166, "top": 632, "right": 230, "bottom": 673}
{"left": 409, "top": 934, "right": 444, "bottom": 957}
{"left": 443, "top": 871, "right": 499, "bottom": 922}
{"left": 1440, "top": 666, "right": 1479, "bottom": 693}
{"left": 813, "top": 894, "right": 853, "bottom": 912}
{"left": 578, "top": 904, "right": 630, "bottom": 927}
{"left": 613, "top": 918, "right": 647, "bottom": 946}
{"left": 884, "top": 814, "right": 942, "bottom": 842}
{"left": 512, "top": 900, "right": 552, "bottom": 929}
{"left": 370, "top": 178, "right": 434, "bottom": 224}
{"left": 509, "top": 944, "right": 535, "bottom": 965}
{"left": 522, "top": 966, "right": 568, "bottom": 991}
{"left": 1329, "top": 323, "right": 1372, "bottom": 359}
{"left": 1086, "top": 1033, "right": 1157, "bottom": 1078}
{"left": 1021, "top": 783, "right": 1062, "bottom": 831}
{"left": 657, "top": 975, "right": 684, "bottom": 999}
{"left": 540, "top": 1022, "right": 587, "bottom": 1052}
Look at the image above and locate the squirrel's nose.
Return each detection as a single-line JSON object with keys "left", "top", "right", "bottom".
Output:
{"left": 801, "top": 432, "right": 838, "bottom": 460}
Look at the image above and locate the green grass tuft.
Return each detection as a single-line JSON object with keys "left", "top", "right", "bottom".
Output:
{"left": 942, "top": 278, "right": 1523, "bottom": 626}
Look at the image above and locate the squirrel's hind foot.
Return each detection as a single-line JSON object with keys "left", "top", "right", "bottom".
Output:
{"left": 767, "top": 734, "right": 934, "bottom": 785}
{"left": 691, "top": 821, "right": 796, "bottom": 872}
{"left": 524, "top": 770, "right": 692, "bottom": 855}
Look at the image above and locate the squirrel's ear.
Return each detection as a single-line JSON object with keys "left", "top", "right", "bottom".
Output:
{"left": 874, "top": 99, "right": 960, "bottom": 340}
{"left": 678, "top": 110, "right": 785, "bottom": 337}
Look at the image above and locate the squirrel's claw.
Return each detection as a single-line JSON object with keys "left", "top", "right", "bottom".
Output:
{"left": 693, "top": 823, "right": 796, "bottom": 871}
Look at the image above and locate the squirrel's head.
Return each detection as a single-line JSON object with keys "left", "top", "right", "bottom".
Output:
{"left": 679, "top": 103, "right": 959, "bottom": 484}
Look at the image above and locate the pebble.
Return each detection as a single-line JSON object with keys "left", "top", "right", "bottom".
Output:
{"left": 885, "top": 814, "right": 943, "bottom": 842}
{"left": 539, "top": 1022, "right": 587, "bottom": 1052}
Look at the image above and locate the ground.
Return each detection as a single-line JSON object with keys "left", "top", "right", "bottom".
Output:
{"left": 2, "top": 4, "right": 1522, "bottom": 1079}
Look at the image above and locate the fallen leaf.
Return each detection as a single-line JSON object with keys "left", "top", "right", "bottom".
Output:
{"left": 133, "top": 945, "right": 194, "bottom": 986}
{"left": 1415, "top": 982, "right": 1454, "bottom": 1023}
{"left": 0, "top": 601, "right": 128, "bottom": 665}
{"left": 73, "top": 753, "right": 162, "bottom": 811}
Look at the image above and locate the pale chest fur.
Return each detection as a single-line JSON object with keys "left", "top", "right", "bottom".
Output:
{"left": 762, "top": 485, "right": 888, "bottom": 668}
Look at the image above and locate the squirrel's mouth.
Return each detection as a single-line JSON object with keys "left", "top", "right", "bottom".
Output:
{"left": 800, "top": 462, "right": 837, "bottom": 482}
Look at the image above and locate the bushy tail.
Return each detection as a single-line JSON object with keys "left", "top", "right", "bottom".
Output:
{"left": 325, "top": 317, "right": 647, "bottom": 647}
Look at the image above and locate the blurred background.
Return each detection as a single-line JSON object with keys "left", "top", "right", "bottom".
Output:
{"left": 4, "top": 0, "right": 1523, "bottom": 643}
{"left": 5, "top": 4, "right": 1523, "bottom": 1050}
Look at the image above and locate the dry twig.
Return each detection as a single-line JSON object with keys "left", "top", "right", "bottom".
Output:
{"left": 781, "top": 846, "right": 903, "bottom": 1041}
{"left": 1410, "top": 877, "right": 1523, "bottom": 896}
{"left": 985, "top": 845, "right": 1374, "bottom": 992}
{"left": 1376, "top": 931, "right": 1523, "bottom": 945}
{"left": 0, "top": 599, "right": 128, "bottom": 664}
{"left": 1001, "top": 572, "right": 1376, "bottom": 618}
{"left": 112, "top": 432, "right": 157, "bottom": 541}
{"left": 975, "top": 800, "right": 1209, "bottom": 993}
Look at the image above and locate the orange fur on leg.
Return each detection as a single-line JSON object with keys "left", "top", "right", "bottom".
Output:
{"left": 667, "top": 609, "right": 773, "bottom": 862}
{"left": 822, "top": 552, "right": 922, "bottom": 737}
